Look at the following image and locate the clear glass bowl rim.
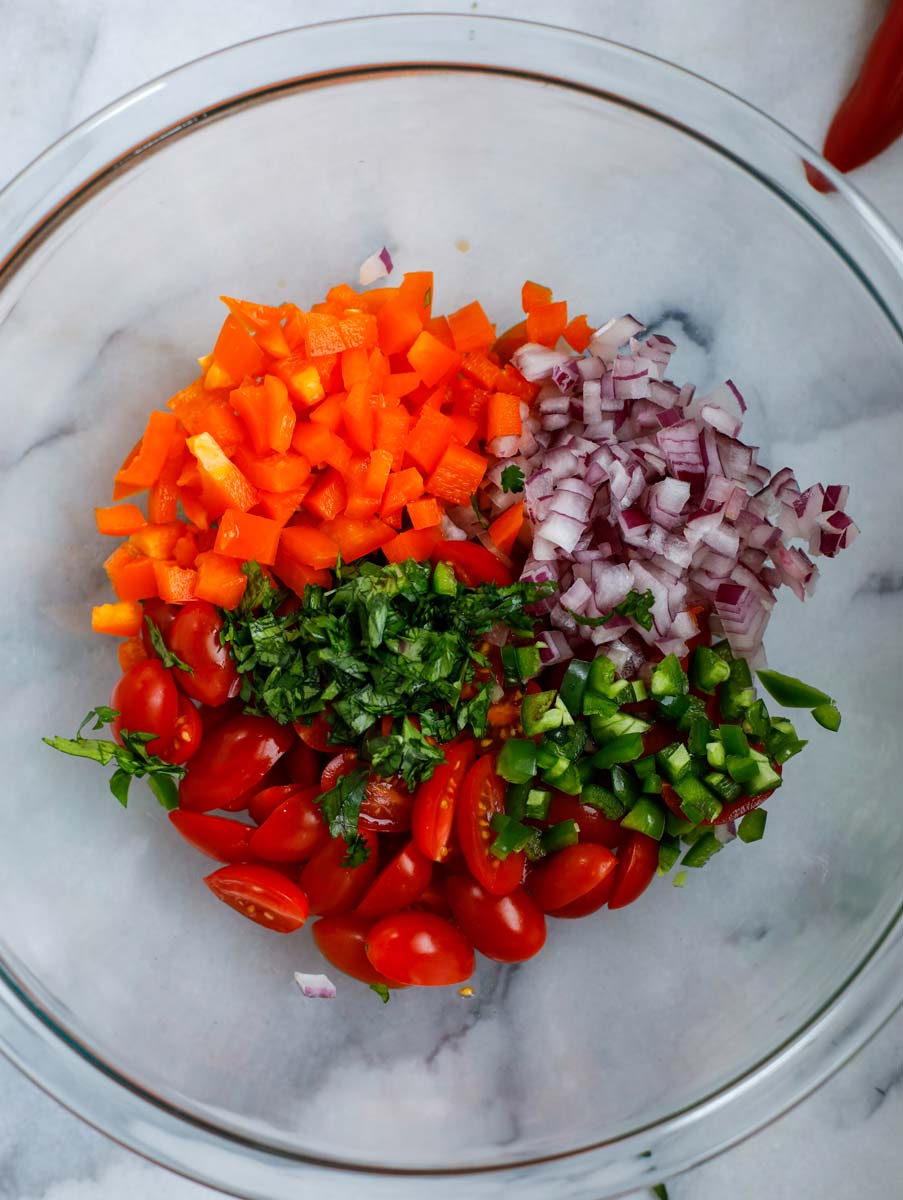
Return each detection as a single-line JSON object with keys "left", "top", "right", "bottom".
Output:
{"left": 2, "top": 13, "right": 902, "bottom": 1199}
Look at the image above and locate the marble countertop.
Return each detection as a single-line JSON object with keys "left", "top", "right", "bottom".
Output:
{"left": 2, "top": 2, "right": 902, "bottom": 1198}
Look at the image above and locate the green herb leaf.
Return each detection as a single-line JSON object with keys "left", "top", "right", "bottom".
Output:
{"left": 316, "top": 767, "right": 370, "bottom": 864}
{"left": 366, "top": 717, "right": 445, "bottom": 791}
{"left": 144, "top": 617, "right": 193, "bottom": 674}
{"left": 109, "top": 768, "right": 132, "bottom": 808}
{"left": 500, "top": 464, "right": 525, "bottom": 494}
{"left": 566, "top": 589, "right": 655, "bottom": 631}
{"left": 369, "top": 982, "right": 391, "bottom": 1004}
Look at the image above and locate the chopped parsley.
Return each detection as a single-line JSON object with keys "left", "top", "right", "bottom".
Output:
{"left": 316, "top": 767, "right": 371, "bottom": 866}
{"left": 500, "top": 464, "right": 525, "bottom": 493}
{"left": 566, "top": 588, "right": 655, "bottom": 632}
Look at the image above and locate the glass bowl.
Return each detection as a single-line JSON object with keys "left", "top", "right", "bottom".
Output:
{"left": 2, "top": 14, "right": 902, "bottom": 1199}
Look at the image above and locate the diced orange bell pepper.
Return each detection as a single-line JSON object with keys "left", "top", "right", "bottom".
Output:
{"left": 309, "top": 391, "right": 345, "bottom": 432}
{"left": 280, "top": 304, "right": 307, "bottom": 351}
{"left": 521, "top": 280, "right": 553, "bottom": 313}
{"left": 382, "top": 526, "right": 441, "bottom": 563}
{"left": 273, "top": 548, "right": 331, "bottom": 599}
{"left": 179, "top": 488, "right": 211, "bottom": 530}
{"left": 104, "top": 543, "right": 158, "bottom": 601}
{"left": 305, "top": 312, "right": 347, "bottom": 358}
{"left": 278, "top": 525, "right": 340, "bottom": 570}
{"left": 449, "top": 414, "right": 479, "bottom": 446}
{"left": 500, "top": 363, "right": 539, "bottom": 403}
{"left": 368, "top": 347, "right": 391, "bottom": 394}
{"left": 92, "top": 601, "right": 144, "bottom": 637}
{"left": 194, "top": 401, "right": 245, "bottom": 456}
{"left": 385, "top": 372, "right": 420, "bottom": 400}
{"left": 407, "top": 330, "right": 461, "bottom": 387}
{"left": 460, "top": 351, "right": 503, "bottom": 392}
{"left": 327, "top": 283, "right": 361, "bottom": 310}
{"left": 563, "top": 313, "right": 594, "bottom": 353}
{"left": 357, "top": 286, "right": 397, "bottom": 314}
{"left": 272, "top": 354, "right": 327, "bottom": 407}
{"left": 342, "top": 381, "right": 375, "bottom": 454}
{"left": 254, "top": 486, "right": 311, "bottom": 526}
{"left": 303, "top": 468, "right": 347, "bottom": 521}
{"left": 493, "top": 320, "right": 529, "bottom": 363}
{"left": 341, "top": 345, "right": 370, "bottom": 389}
{"left": 291, "top": 422, "right": 334, "bottom": 466}
{"left": 114, "top": 411, "right": 180, "bottom": 493}
{"left": 488, "top": 501, "right": 525, "bottom": 556}
{"left": 320, "top": 516, "right": 395, "bottom": 562}
{"left": 262, "top": 375, "right": 295, "bottom": 453}
{"left": 194, "top": 551, "right": 248, "bottom": 609}
{"left": 380, "top": 468, "right": 424, "bottom": 518}
{"left": 148, "top": 435, "right": 187, "bottom": 524}
{"left": 526, "top": 300, "right": 568, "bottom": 348}
{"left": 152, "top": 560, "right": 199, "bottom": 604}
{"left": 95, "top": 504, "right": 147, "bottom": 537}
{"left": 425, "top": 443, "right": 488, "bottom": 506}
{"left": 230, "top": 382, "right": 270, "bottom": 455}
{"left": 186, "top": 433, "right": 258, "bottom": 516}
{"left": 209, "top": 314, "right": 265, "bottom": 388}
{"left": 486, "top": 393, "right": 523, "bottom": 443}
{"left": 232, "top": 448, "right": 311, "bottom": 493}
{"left": 339, "top": 311, "right": 379, "bottom": 351}
{"left": 177, "top": 459, "right": 202, "bottom": 490}
{"left": 407, "top": 497, "right": 442, "bottom": 529}
{"left": 377, "top": 297, "right": 423, "bottom": 355}
{"left": 129, "top": 521, "right": 186, "bottom": 560}
{"left": 345, "top": 448, "right": 393, "bottom": 520}
{"left": 214, "top": 509, "right": 282, "bottom": 565}
{"left": 398, "top": 271, "right": 434, "bottom": 320}
{"left": 405, "top": 407, "right": 454, "bottom": 476}
{"left": 173, "top": 532, "right": 198, "bottom": 569}
{"left": 425, "top": 315, "right": 455, "bottom": 350}
{"left": 448, "top": 300, "right": 496, "bottom": 353}
{"left": 221, "top": 296, "right": 291, "bottom": 358}
{"left": 451, "top": 376, "right": 490, "bottom": 429}
{"left": 118, "top": 636, "right": 148, "bottom": 671}
{"left": 375, "top": 405, "right": 411, "bottom": 471}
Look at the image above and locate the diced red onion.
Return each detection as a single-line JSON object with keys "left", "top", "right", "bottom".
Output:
{"left": 358, "top": 246, "right": 393, "bottom": 286}
{"left": 512, "top": 343, "right": 573, "bottom": 382}
{"left": 538, "top": 631, "right": 572, "bottom": 665}
{"left": 588, "top": 315, "right": 645, "bottom": 362}
{"left": 294, "top": 972, "right": 337, "bottom": 1000}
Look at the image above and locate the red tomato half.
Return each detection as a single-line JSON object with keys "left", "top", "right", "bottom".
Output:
{"left": 355, "top": 841, "right": 433, "bottom": 919}
{"left": 284, "top": 738, "right": 324, "bottom": 787}
{"left": 456, "top": 755, "right": 525, "bottom": 896}
{"left": 248, "top": 783, "right": 298, "bottom": 826}
{"left": 168, "top": 810, "right": 255, "bottom": 862}
{"left": 549, "top": 871, "right": 617, "bottom": 918}
{"left": 249, "top": 786, "right": 328, "bottom": 863}
{"left": 141, "top": 598, "right": 178, "bottom": 656}
{"left": 411, "top": 740, "right": 476, "bottom": 861}
{"left": 110, "top": 659, "right": 178, "bottom": 756}
{"left": 178, "top": 715, "right": 294, "bottom": 812}
{"left": 607, "top": 831, "right": 659, "bottom": 910}
{"left": 168, "top": 601, "right": 240, "bottom": 707}
{"left": 155, "top": 694, "right": 203, "bottom": 765}
{"left": 321, "top": 750, "right": 413, "bottom": 833}
{"left": 312, "top": 915, "right": 399, "bottom": 987}
{"left": 445, "top": 877, "right": 546, "bottom": 963}
{"left": 293, "top": 712, "right": 334, "bottom": 752}
{"left": 544, "top": 794, "right": 625, "bottom": 850}
{"left": 298, "top": 830, "right": 380, "bottom": 916}
{"left": 430, "top": 541, "right": 513, "bottom": 586}
{"left": 526, "top": 844, "right": 617, "bottom": 914}
{"left": 365, "top": 912, "right": 475, "bottom": 986}
{"left": 204, "top": 863, "right": 309, "bottom": 932}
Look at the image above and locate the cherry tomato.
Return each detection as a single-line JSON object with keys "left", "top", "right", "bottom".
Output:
{"left": 457, "top": 755, "right": 525, "bottom": 896}
{"left": 248, "top": 783, "right": 298, "bottom": 826}
{"left": 168, "top": 810, "right": 255, "bottom": 862}
{"left": 365, "top": 912, "right": 475, "bottom": 986}
{"left": 141, "top": 598, "right": 178, "bottom": 656}
{"left": 111, "top": 659, "right": 178, "bottom": 756}
{"left": 548, "top": 871, "right": 617, "bottom": 918}
{"left": 355, "top": 841, "right": 433, "bottom": 919}
{"left": 204, "top": 863, "right": 309, "bottom": 932}
{"left": 293, "top": 712, "right": 334, "bottom": 752}
{"left": 298, "top": 830, "right": 380, "bottom": 916}
{"left": 607, "top": 831, "right": 659, "bottom": 910}
{"left": 445, "top": 877, "right": 546, "bottom": 963}
{"left": 156, "top": 693, "right": 203, "bottom": 765}
{"left": 284, "top": 738, "right": 324, "bottom": 787}
{"left": 431, "top": 541, "right": 513, "bottom": 586}
{"left": 168, "top": 601, "right": 240, "bottom": 707}
{"left": 526, "top": 844, "right": 617, "bottom": 914}
{"left": 544, "top": 793, "right": 625, "bottom": 850}
{"left": 312, "top": 915, "right": 399, "bottom": 987}
{"left": 411, "top": 740, "right": 475, "bottom": 862}
{"left": 411, "top": 880, "right": 454, "bottom": 917}
{"left": 321, "top": 750, "right": 413, "bottom": 833}
{"left": 199, "top": 696, "right": 244, "bottom": 738}
{"left": 178, "top": 715, "right": 294, "bottom": 812}
{"left": 249, "top": 786, "right": 328, "bottom": 863}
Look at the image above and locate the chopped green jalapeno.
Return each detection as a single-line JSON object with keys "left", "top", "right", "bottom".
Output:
{"left": 682, "top": 832, "right": 723, "bottom": 868}
{"left": 591, "top": 734, "right": 645, "bottom": 769}
{"left": 539, "top": 819, "right": 580, "bottom": 854}
{"left": 581, "top": 783, "right": 627, "bottom": 820}
{"left": 812, "top": 702, "right": 842, "bottom": 732}
{"left": 558, "top": 658, "right": 591, "bottom": 717}
{"left": 738, "top": 808, "right": 768, "bottom": 842}
{"left": 620, "top": 797, "right": 666, "bottom": 840}
{"left": 756, "top": 668, "right": 831, "bottom": 709}
{"left": 650, "top": 653, "right": 688, "bottom": 699}
{"left": 690, "top": 645, "right": 731, "bottom": 693}
{"left": 496, "top": 738, "right": 537, "bottom": 784}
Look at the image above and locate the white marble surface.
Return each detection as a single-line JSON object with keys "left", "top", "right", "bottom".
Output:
{"left": 2, "top": 2, "right": 903, "bottom": 1199}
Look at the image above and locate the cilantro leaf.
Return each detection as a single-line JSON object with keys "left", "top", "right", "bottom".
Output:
{"left": 566, "top": 589, "right": 655, "bottom": 632}
{"left": 145, "top": 617, "right": 193, "bottom": 674}
{"left": 500, "top": 464, "right": 525, "bottom": 494}
{"left": 366, "top": 717, "right": 445, "bottom": 790}
{"left": 369, "top": 983, "right": 391, "bottom": 1004}
{"left": 316, "top": 767, "right": 370, "bottom": 863}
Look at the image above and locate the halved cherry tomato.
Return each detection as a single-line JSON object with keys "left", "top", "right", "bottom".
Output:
{"left": 179, "top": 715, "right": 294, "bottom": 812}
{"left": 204, "top": 863, "right": 309, "bottom": 932}
{"left": 169, "top": 810, "right": 255, "bottom": 862}
{"left": 411, "top": 740, "right": 475, "bottom": 861}
{"left": 141, "top": 598, "right": 178, "bottom": 656}
{"left": 527, "top": 844, "right": 617, "bottom": 914}
{"left": 430, "top": 540, "right": 513, "bottom": 586}
{"left": 284, "top": 738, "right": 324, "bottom": 787}
{"left": 248, "top": 783, "right": 299, "bottom": 826}
{"left": 321, "top": 750, "right": 413, "bottom": 833}
{"left": 543, "top": 793, "right": 625, "bottom": 850}
{"left": 607, "top": 831, "right": 659, "bottom": 910}
{"left": 298, "top": 830, "right": 380, "bottom": 916}
{"left": 456, "top": 754, "right": 525, "bottom": 896}
{"left": 411, "top": 880, "right": 454, "bottom": 917}
{"left": 293, "top": 712, "right": 334, "bottom": 752}
{"left": 110, "top": 659, "right": 178, "bottom": 757}
{"left": 355, "top": 841, "right": 433, "bottom": 919}
{"left": 445, "top": 877, "right": 546, "bottom": 963}
{"left": 659, "top": 772, "right": 779, "bottom": 829}
{"left": 156, "top": 693, "right": 203, "bottom": 765}
{"left": 548, "top": 870, "right": 617, "bottom": 918}
{"left": 312, "top": 915, "right": 399, "bottom": 987}
{"left": 168, "top": 600, "right": 240, "bottom": 707}
{"left": 249, "top": 785, "right": 328, "bottom": 863}
{"left": 365, "top": 912, "right": 475, "bottom": 986}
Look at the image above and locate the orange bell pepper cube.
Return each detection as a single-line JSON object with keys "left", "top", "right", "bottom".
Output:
{"left": 425, "top": 443, "right": 488, "bottom": 506}
{"left": 92, "top": 601, "right": 144, "bottom": 637}
{"left": 208, "top": 314, "right": 265, "bottom": 389}
{"left": 377, "top": 297, "right": 424, "bottom": 355}
{"left": 215, "top": 509, "right": 282, "bottom": 566}
{"left": 279, "top": 525, "right": 340, "bottom": 570}
{"left": 326, "top": 283, "right": 361, "bottom": 310}
{"left": 526, "top": 300, "right": 568, "bottom": 348}
{"left": 232, "top": 448, "right": 311, "bottom": 493}
{"left": 368, "top": 347, "right": 391, "bottom": 393}
{"left": 493, "top": 320, "right": 529, "bottom": 363}
{"left": 262, "top": 375, "right": 295, "bottom": 453}
{"left": 291, "top": 422, "right": 334, "bottom": 466}
{"left": 486, "top": 393, "right": 523, "bottom": 443}
{"left": 398, "top": 271, "right": 434, "bottom": 320}
{"left": 563, "top": 313, "right": 594, "bottom": 353}
{"left": 407, "top": 330, "right": 461, "bottom": 387}
{"left": 500, "top": 363, "right": 539, "bottom": 402}
{"left": 309, "top": 391, "right": 345, "bottom": 432}
{"left": 272, "top": 354, "right": 327, "bottom": 407}
{"left": 303, "top": 468, "right": 347, "bottom": 521}
{"left": 449, "top": 413, "right": 479, "bottom": 446}
{"left": 320, "top": 516, "right": 395, "bottom": 562}
{"left": 341, "top": 345, "right": 370, "bottom": 389}
{"left": 186, "top": 433, "right": 258, "bottom": 516}
{"left": 339, "top": 311, "right": 378, "bottom": 351}
{"left": 382, "top": 526, "right": 441, "bottom": 564}
{"left": 374, "top": 405, "right": 411, "bottom": 471}
{"left": 221, "top": 296, "right": 291, "bottom": 358}
{"left": 488, "top": 501, "right": 525, "bottom": 556}
{"left": 255, "top": 486, "right": 312, "bottom": 526}
{"left": 342, "top": 381, "right": 376, "bottom": 454}
{"left": 173, "top": 532, "right": 198, "bottom": 570}
{"left": 95, "top": 504, "right": 147, "bottom": 537}
{"left": 194, "top": 401, "right": 245, "bottom": 456}
{"left": 521, "top": 280, "right": 553, "bottom": 313}
{"left": 194, "top": 551, "right": 248, "bottom": 609}
{"left": 304, "top": 312, "right": 347, "bottom": 358}
{"left": 405, "top": 407, "right": 454, "bottom": 475}
{"left": 230, "top": 382, "right": 270, "bottom": 455}
{"left": 385, "top": 372, "right": 420, "bottom": 400}
{"left": 273, "top": 548, "right": 331, "bottom": 599}
{"left": 148, "top": 435, "right": 187, "bottom": 524}
{"left": 407, "top": 497, "right": 442, "bottom": 529}
{"left": 345, "top": 448, "right": 394, "bottom": 520}
{"left": 179, "top": 488, "right": 211, "bottom": 531}
{"left": 104, "top": 543, "right": 158, "bottom": 601}
{"left": 118, "top": 636, "right": 148, "bottom": 672}
{"left": 425, "top": 315, "right": 455, "bottom": 349}
{"left": 129, "top": 521, "right": 186, "bottom": 560}
{"left": 460, "top": 351, "right": 503, "bottom": 392}
{"left": 448, "top": 301, "right": 495, "bottom": 353}
{"left": 114, "top": 411, "right": 180, "bottom": 493}
{"left": 152, "top": 560, "right": 199, "bottom": 604}
{"left": 380, "top": 468, "right": 424, "bottom": 518}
